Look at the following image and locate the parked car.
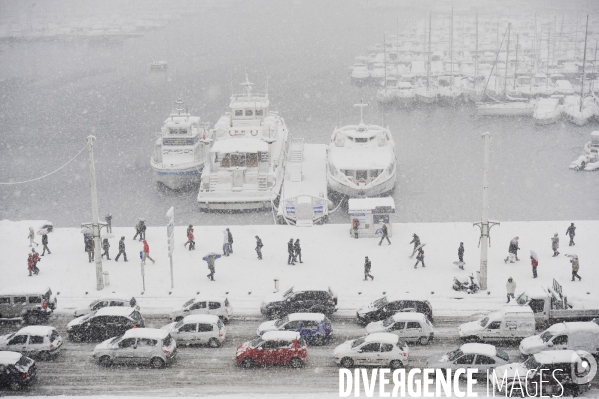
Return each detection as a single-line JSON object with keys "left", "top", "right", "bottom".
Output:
{"left": 0, "top": 352, "right": 36, "bottom": 391}
{"left": 260, "top": 284, "right": 338, "bottom": 319}
{"left": 93, "top": 328, "right": 176, "bottom": 368}
{"left": 236, "top": 331, "right": 307, "bottom": 368}
{"left": 492, "top": 350, "right": 592, "bottom": 397}
{"left": 74, "top": 296, "right": 138, "bottom": 318}
{"left": 161, "top": 314, "right": 225, "bottom": 348}
{"left": 0, "top": 326, "right": 63, "bottom": 360}
{"left": 427, "top": 343, "right": 509, "bottom": 375}
{"left": 365, "top": 312, "right": 434, "bottom": 345}
{"left": 256, "top": 313, "right": 333, "bottom": 345}
{"left": 356, "top": 295, "right": 433, "bottom": 325}
{"left": 67, "top": 307, "right": 145, "bottom": 342}
{"left": 458, "top": 306, "right": 535, "bottom": 342}
{"left": 333, "top": 332, "right": 408, "bottom": 369}
{"left": 170, "top": 295, "right": 232, "bottom": 323}
{"left": 519, "top": 321, "right": 599, "bottom": 356}
{"left": 0, "top": 287, "right": 57, "bottom": 324}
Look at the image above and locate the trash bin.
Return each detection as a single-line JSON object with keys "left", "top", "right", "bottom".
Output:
{"left": 103, "top": 271, "right": 110, "bottom": 286}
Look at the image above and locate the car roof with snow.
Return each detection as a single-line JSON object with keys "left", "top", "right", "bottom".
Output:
{"left": 288, "top": 313, "right": 325, "bottom": 322}
{"left": 90, "top": 294, "right": 134, "bottom": 302}
{"left": 288, "top": 284, "right": 333, "bottom": 293}
{"left": 183, "top": 314, "right": 220, "bottom": 324}
{"left": 385, "top": 293, "right": 430, "bottom": 303}
{"left": 503, "top": 305, "right": 534, "bottom": 314}
{"left": 95, "top": 306, "right": 137, "bottom": 317}
{"left": 193, "top": 294, "right": 227, "bottom": 302}
{"left": 547, "top": 322, "right": 599, "bottom": 333}
{"left": 391, "top": 312, "right": 428, "bottom": 322}
{"left": 0, "top": 351, "right": 24, "bottom": 366}
{"left": 261, "top": 331, "right": 300, "bottom": 341}
{"left": 521, "top": 286, "right": 548, "bottom": 299}
{"left": 460, "top": 343, "right": 497, "bottom": 357}
{"left": 0, "top": 286, "right": 52, "bottom": 296}
{"left": 364, "top": 333, "right": 400, "bottom": 345}
{"left": 534, "top": 350, "right": 581, "bottom": 365}
{"left": 17, "top": 326, "right": 56, "bottom": 336}
{"left": 123, "top": 328, "right": 169, "bottom": 340}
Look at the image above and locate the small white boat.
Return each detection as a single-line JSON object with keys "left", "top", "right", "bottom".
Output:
{"left": 376, "top": 77, "right": 399, "bottom": 104}
{"left": 476, "top": 99, "right": 535, "bottom": 116}
{"left": 350, "top": 64, "right": 370, "bottom": 85}
{"left": 533, "top": 97, "right": 562, "bottom": 125}
{"left": 437, "top": 76, "right": 462, "bottom": 103}
{"left": 563, "top": 96, "right": 597, "bottom": 126}
{"left": 150, "top": 60, "right": 168, "bottom": 70}
{"left": 570, "top": 131, "right": 599, "bottom": 171}
{"left": 395, "top": 80, "right": 416, "bottom": 105}
{"left": 414, "top": 77, "right": 438, "bottom": 104}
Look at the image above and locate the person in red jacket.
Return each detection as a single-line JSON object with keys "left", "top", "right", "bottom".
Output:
{"left": 31, "top": 249, "right": 40, "bottom": 275}
{"left": 27, "top": 253, "right": 35, "bottom": 276}
{"left": 530, "top": 250, "right": 538, "bottom": 278}
{"left": 142, "top": 240, "right": 155, "bottom": 264}
{"left": 187, "top": 228, "right": 195, "bottom": 251}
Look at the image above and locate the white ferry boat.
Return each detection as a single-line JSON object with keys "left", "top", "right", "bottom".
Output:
{"left": 150, "top": 99, "right": 211, "bottom": 189}
{"left": 327, "top": 103, "right": 396, "bottom": 198}
{"left": 197, "top": 78, "right": 290, "bottom": 209}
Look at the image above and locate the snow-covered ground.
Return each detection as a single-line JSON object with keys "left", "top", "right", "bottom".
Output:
{"left": 2, "top": 219, "right": 597, "bottom": 319}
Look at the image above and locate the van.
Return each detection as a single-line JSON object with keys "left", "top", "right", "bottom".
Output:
{"left": 365, "top": 312, "right": 434, "bottom": 345}
{"left": 0, "top": 287, "right": 57, "bottom": 324}
{"left": 519, "top": 322, "right": 599, "bottom": 356}
{"left": 458, "top": 306, "right": 535, "bottom": 342}
{"left": 170, "top": 295, "right": 232, "bottom": 323}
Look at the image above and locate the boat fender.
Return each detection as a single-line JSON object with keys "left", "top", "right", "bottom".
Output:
{"left": 251, "top": 130, "right": 258, "bottom": 136}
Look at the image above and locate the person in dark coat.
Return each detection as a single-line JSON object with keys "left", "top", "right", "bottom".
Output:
{"left": 139, "top": 221, "right": 147, "bottom": 241}
{"left": 504, "top": 237, "right": 520, "bottom": 263}
{"left": 85, "top": 237, "right": 94, "bottom": 263}
{"left": 378, "top": 224, "right": 391, "bottom": 245}
{"left": 204, "top": 253, "right": 221, "bottom": 281}
{"left": 31, "top": 249, "right": 40, "bottom": 275}
{"left": 414, "top": 247, "right": 425, "bottom": 268}
{"left": 458, "top": 242, "right": 464, "bottom": 263}
{"left": 364, "top": 256, "right": 373, "bottom": 280}
{"left": 409, "top": 234, "right": 420, "bottom": 258}
{"left": 186, "top": 227, "right": 195, "bottom": 251}
{"left": 352, "top": 219, "right": 359, "bottom": 239}
{"left": 101, "top": 238, "right": 111, "bottom": 260}
{"left": 226, "top": 228, "right": 233, "bottom": 253}
{"left": 105, "top": 214, "right": 112, "bottom": 233}
{"left": 294, "top": 239, "right": 303, "bottom": 263}
{"left": 41, "top": 233, "right": 51, "bottom": 256}
{"left": 83, "top": 232, "right": 91, "bottom": 252}
{"left": 565, "top": 223, "right": 576, "bottom": 246}
{"left": 571, "top": 256, "right": 581, "bottom": 281}
{"left": 255, "top": 236, "right": 263, "bottom": 260}
{"left": 287, "top": 239, "right": 295, "bottom": 265}
{"left": 115, "top": 236, "right": 128, "bottom": 262}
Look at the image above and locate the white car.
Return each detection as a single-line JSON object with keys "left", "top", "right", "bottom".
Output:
{"left": 0, "top": 326, "right": 63, "bottom": 360}
{"left": 74, "top": 296, "right": 138, "bottom": 318}
{"left": 161, "top": 314, "right": 225, "bottom": 348}
{"left": 365, "top": 312, "right": 434, "bottom": 345}
{"left": 333, "top": 333, "right": 408, "bottom": 369}
{"left": 170, "top": 295, "right": 232, "bottom": 322}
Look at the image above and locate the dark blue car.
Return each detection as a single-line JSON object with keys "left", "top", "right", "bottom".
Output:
{"left": 257, "top": 313, "right": 333, "bottom": 345}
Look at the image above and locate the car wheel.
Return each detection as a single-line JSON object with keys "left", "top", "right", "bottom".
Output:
{"left": 150, "top": 357, "right": 165, "bottom": 369}
{"left": 38, "top": 351, "right": 51, "bottom": 361}
{"left": 311, "top": 335, "right": 324, "bottom": 346}
{"left": 241, "top": 358, "right": 254, "bottom": 368}
{"left": 289, "top": 357, "right": 304, "bottom": 368}
{"left": 99, "top": 356, "right": 112, "bottom": 367}
{"left": 418, "top": 336, "right": 430, "bottom": 345}
{"left": 9, "top": 381, "right": 21, "bottom": 391}
{"left": 340, "top": 357, "right": 354, "bottom": 368}
{"left": 208, "top": 338, "right": 221, "bottom": 348}
{"left": 70, "top": 332, "right": 85, "bottom": 342}
{"left": 389, "top": 360, "right": 403, "bottom": 369}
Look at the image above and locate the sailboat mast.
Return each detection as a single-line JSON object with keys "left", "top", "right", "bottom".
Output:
{"left": 504, "top": 23, "right": 510, "bottom": 97}
{"left": 514, "top": 34, "right": 519, "bottom": 91}
{"left": 558, "top": 15, "right": 564, "bottom": 60}
{"left": 592, "top": 41, "right": 598, "bottom": 94}
{"left": 427, "top": 11, "right": 431, "bottom": 89}
{"left": 580, "top": 14, "right": 589, "bottom": 113}
{"left": 534, "top": 13, "right": 537, "bottom": 71}
{"left": 546, "top": 29, "right": 550, "bottom": 88}
{"left": 384, "top": 34, "right": 387, "bottom": 89}
{"left": 475, "top": 11, "right": 479, "bottom": 86}
{"left": 450, "top": 7, "right": 454, "bottom": 89}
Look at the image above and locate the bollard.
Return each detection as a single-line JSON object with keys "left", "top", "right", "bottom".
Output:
{"left": 274, "top": 279, "right": 279, "bottom": 293}
{"left": 103, "top": 271, "right": 110, "bottom": 286}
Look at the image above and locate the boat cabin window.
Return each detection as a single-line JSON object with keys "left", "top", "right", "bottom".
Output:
{"left": 354, "top": 137, "right": 368, "bottom": 143}
{"left": 245, "top": 110, "right": 253, "bottom": 116}
{"left": 169, "top": 128, "right": 188, "bottom": 135}
{"left": 246, "top": 153, "right": 258, "bottom": 167}
{"left": 220, "top": 153, "right": 258, "bottom": 168}
{"left": 234, "top": 110, "right": 243, "bottom": 117}
{"left": 255, "top": 109, "right": 263, "bottom": 116}
{"left": 356, "top": 170, "right": 367, "bottom": 181}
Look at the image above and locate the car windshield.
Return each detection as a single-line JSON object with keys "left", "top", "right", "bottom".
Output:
{"left": 373, "top": 297, "right": 388, "bottom": 308}
{"left": 516, "top": 293, "right": 529, "bottom": 305}
{"left": 81, "top": 312, "right": 95, "bottom": 322}
{"left": 13, "top": 355, "right": 34, "bottom": 372}
{"left": 447, "top": 349, "right": 463, "bottom": 361}
{"left": 249, "top": 338, "right": 264, "bottom": 349}
{"left": 351, "top": 338, "right": 366, "bottom": 348}
{"left": 524, "top": 356, "right": 541, "bottom": 370}
{"left": 496, "top": 349, "right": 510, "bottom": 362}
{"left": 163, "top": 335, "right": 172, "bottom": 347}
{"left": 175, "top": 320, "right": 184, "bottom": 329}
{"left": 110, "top": 335, "right": 123, "bottom": 344}
{"left": 89, "top": 300, "right": 100, "bottom": 307}
{"left": 275, "top": 316, "right": 289, "bottom": 327}
{"left": 540, "top": 331, "right": 554, "bottom": 343}
{"left": 283, "top": 288, "right": 294, "bottom": 298}
{"left": 182, "top": 298, "right": 194, "bottom": 307}
{"left": 479, "top": 317, "right": 489, "bottom": 327}
{"left": 383, "top": 317, "right": 395, "bottom": 327}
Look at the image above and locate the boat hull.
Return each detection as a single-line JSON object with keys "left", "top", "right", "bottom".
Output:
{"left": 415, "top": 92, "right": 438, "bottom": 104}
{"left": 476, "top": 103, "right": 535, "bottom": 116}
{"left": 327, "top": 172, "right": 396, "bottom": 198}
{"left": 151, "top": 163, "right": 203, "bottom": 190}
{"left": 197, "top": 190, "right": 280, "bottom": 210}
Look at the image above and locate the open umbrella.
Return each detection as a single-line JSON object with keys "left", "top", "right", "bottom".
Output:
{"left": 37, "top": 228, "right": 49, "bottom": 235}
{"left": 565, "top": 254, "right": 578, "bottom": 259}
{"left": 202, "top": 252, "right": 219, "bottom": 261}
{"left": 102, "top": 233, "right": 115, "bottom": 239}
{"left": 80, "top": 227, "right": 92, "bottom": 235}
{"left": 530, "top": 250, "right": 538, "bottom": 261}
{"left": 414, "top": 243, "right": 426, "bottom": 251}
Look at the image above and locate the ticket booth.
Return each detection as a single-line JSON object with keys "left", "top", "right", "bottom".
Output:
{"left": 348, "top": 197, "right": 396, "bottom": 238}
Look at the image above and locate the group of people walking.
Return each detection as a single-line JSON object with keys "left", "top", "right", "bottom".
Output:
{"left": 287, "top": 239, "right": 302, "bottom": 265}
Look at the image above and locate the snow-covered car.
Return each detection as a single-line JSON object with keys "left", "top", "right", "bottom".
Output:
{"left": 333, "top": 333, "right": 408, "bottom": 369}
{"left": 426, "top": 343, "right": 509, "bottom": 375}
{"left": 256, "top": 313, "right": 333, "bottom": 345}
{"left": 73, "top": 296, "right": 138, "bottom": 318}
{"left": 161, "top": 314, "right": 225, "bottom": 348}
{"left": 93, "top": 328, "right": 176, "bottom": 368}
{"left": 0, "top": 351, "right": 37, "bottom": 391}
{"left": 356, "top": 294, "right": 433, "bottom": 325}
{"left": 170, "top": 294, "right": 232, "bottom": 323}
{"left": 0, "top": 326, "right": 63, "bottom": 360}
{"left": 519, "top": 321, "right": 599, "bottom": 356}
{"left": 67, "top": 307, "right": 145, "bottom": 342}
{"left": 365, "top": 312, "right": 434, "bottom": 345}
{"left": 236, "top": 331, "right": 307, "bottom": 368}
{"left": 260, "top": 284, "right": 338, "bottom": 320}
{"left": 0, "top": 287, "right": 57, "bottom": 324}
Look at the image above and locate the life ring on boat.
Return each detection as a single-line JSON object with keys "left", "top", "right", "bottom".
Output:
{"left": 358, "top": 178, "right": 366, "bottom": 185}
{"left": 251, "top": 129, "right": 258, "bottom": 136}
{"left": 229, "top": 130, "right": 237, "bottom": 136}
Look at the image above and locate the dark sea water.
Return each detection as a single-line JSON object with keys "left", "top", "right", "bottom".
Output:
{"left": 0, "top": 0, "right": 597, "bottom": 228}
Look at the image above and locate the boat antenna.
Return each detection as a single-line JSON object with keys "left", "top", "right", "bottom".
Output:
{"left": 514, "top": 34, "right": 519, "bottom": 91}
{"left": 230, "top": 68, "right": 234, "bottom": 96}
{"left": 354, "top": 99, "right": 368, "bottom": 125}
{"left": 482, "top": 25, "right": 509, "bottom": 100}
{"left": 580, "top": 14, "right": 589, "bottom": 113}
{"left": 175, "top": 98, "right": 184, "bottom": 116}
{"left": 504, "top": 23, "right": 511, "bottom": 98}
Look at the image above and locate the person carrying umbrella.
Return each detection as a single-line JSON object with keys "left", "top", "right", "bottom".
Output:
{"left": 28, "top": 227, "right": 39, "bottom": 247}
{"left": 530, "top": 250, "right": 539, "bottom": 278}
{"left": 203, "top": 252, "right": 222, "bottom": 281}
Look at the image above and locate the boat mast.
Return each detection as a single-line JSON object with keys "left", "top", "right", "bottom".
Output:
{"left": 534, "top": 12, "right": 537, "bottom": 71}
{"left": 427, "top": 11, "right": 431, "bottom": 89}
{"left": 384, "top": 34, "right": 387, "bottom": 91}
{"left": 574, "top": 13, "right": 580, "bottom": 61}
{"left": 557, "top": 15, "right": 564, "bottom": 60}
{"left": 450, "top": 7, "right": 454, "bottom": 91}
{"left": 592, "top": 41, "right": 598, "bottom": 94}
{"left": 580, "top": 14, "right": 589, "bottom": 113}
{"left": 514, "top": 34, "right": 519, "bottom": 91}
{"left": 546, "top": 29, "right": 550, "bottom": 89}
{"left": 475, "top": 11, "right": 479, "bottom": 87}
{"left": 504, "top": 23, "right": 511, "bottom": 97}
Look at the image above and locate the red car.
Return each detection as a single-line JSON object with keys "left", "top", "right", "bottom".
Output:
{"left": 236, "top": 331, "right": 307, "bottom": 368}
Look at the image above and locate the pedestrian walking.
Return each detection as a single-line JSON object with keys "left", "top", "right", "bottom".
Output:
{"left": 222, "top": 230, "right": 231, "bottom": 256}
{"left": 101, "top": 238, "right": 111, "bottom": 260}
{"left": 83, "top": 232, "right": 91, "bottom": 252}
{"left": 115, "top": 236, "right": 128, "bottom": 262}
{"left": 255, "top": 236, "right": 263, "bottom": 260}
{"left": 565, "top": 223, "right": 576, "bottom": 246}
{"left": 142, "top": 240, "right": 155, "bottom": 264}
{"left": 506, "top": 277, "right": 517, "bottom": 303}
{"left": 458, "top": 242, "right": 464, "bottom": 262}
{"left": 504, "top": 237, "right": 520, "bottom": 263}
{"left": 184, "top": 225, "right": 194, "bottom": 249}
{"left": 85, "top": 237, "right": 94, "bottom": 263}
{"left": 530, "top": 250, "right": 538, "bottom": 278}
{"left": 105, "top": 213, "right": 112, "bottom": 233}
{"left": 570, "top": 256, "right": 581, "bottom": 281}
{"left": 226, "top": 228, "right": 234, "bottom": 253}
{"left": 186, "top": 226, "right": 195, "bottom": 251}
{"left": 41, "top": 233, "right": 51, "bottom": 256}
{"left": 31, "top": 249, "right": 40, "bottom": 275}
{"left": 203, "top": 253, "right": 221, "bottom": 281}
{"left": 27, "top": 253, "right": 34, "bottom": 276}
{"left": 378, "top": 224, "right": 391, "bottom": 245}
{"left": 352, "top": 219, "right": 359, "bottom": 239}
{"left": 414, "top": 247, "right": 425, "bottom": 268}
{"left": 409, "top": 234, "right": 420, "bottom": 258}
{"left": 139, "top": 221, "right": 146, "bottom": 241}
{"left": 551, "top": 233, "right": 560, "bottom": 257}
{"left": 28, "top": 227, "right": 39, "bottom": 247}
{"left": 287, "top": 239, "right": 295, "bottom": 265}
{"left": 364, "top": 256, "right": 374, "bottom": 281}
{"left": 133, "top": 221, "right": 141, "bottom": 241}
{"left": 294, "top": 239, "right": 303, "bottom": 263}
